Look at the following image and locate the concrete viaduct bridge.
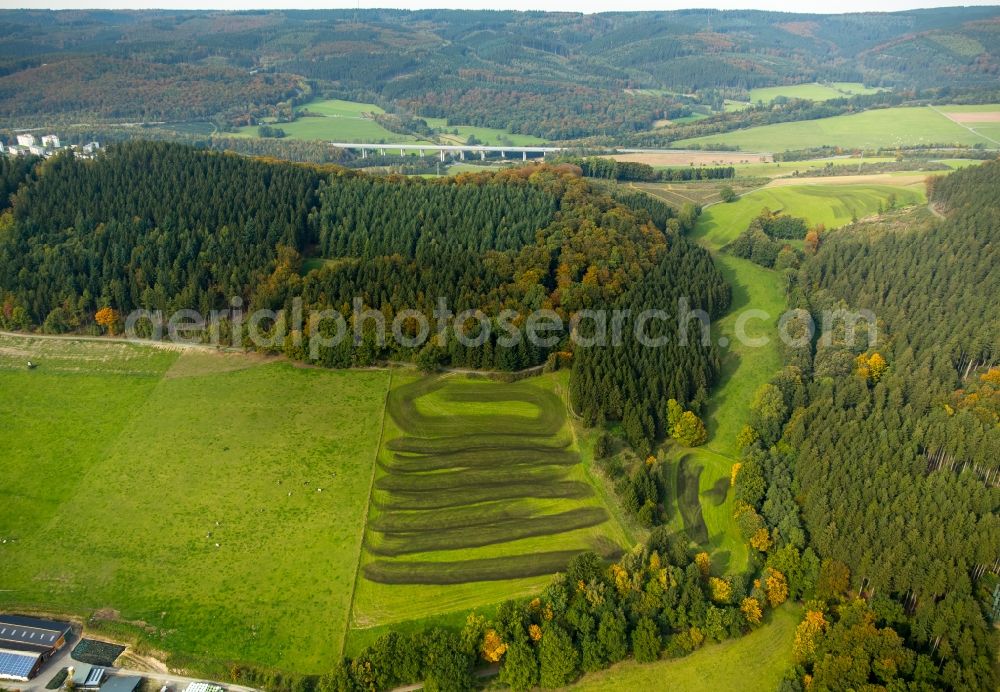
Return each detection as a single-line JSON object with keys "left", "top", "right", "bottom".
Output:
{"left": 329, "top": 142, "right": 563, "bottom": 161}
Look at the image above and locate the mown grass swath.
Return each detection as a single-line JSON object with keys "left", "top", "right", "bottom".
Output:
{"left": 387, "top": 434, "right": 571, "bottom": 454}
{"left": 367, "top": 507, "right": 609, "bottom": 556}
{"left": 373, "top": 480, "right": 596, "bottom": 511}
{"left": 363, "top": 551, "right": 595, "bottom": 585}
{"left": 385, "top": 448, "right": 579, "bottom": 473}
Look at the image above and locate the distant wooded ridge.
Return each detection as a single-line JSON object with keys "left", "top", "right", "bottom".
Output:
{"left": 1, "top": 7, "right": 999, "bottom": 140}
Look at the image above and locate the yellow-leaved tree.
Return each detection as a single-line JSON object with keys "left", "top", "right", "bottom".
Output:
{"left": 709, "top": 577, "right": 732, "bottom": 604}
{"left": 95, "top": 307, "right": 121, "bottom": 335}
{"left": 481, "top": 629, "right": 508, "bottom": 663}
{"left": 740, "top": 596, "right": 762, "bottom": 625}
{"left": 765, "top": 568, "right": 789, "bottom": 607}
{"left": 855, "top": 352, "right": 888, "bottom": 384}
{"left": 694, "top": 551, "right": 711, "bottom": 577}
{"left": 792, "top": 610, "right": 828, "bottom": 663}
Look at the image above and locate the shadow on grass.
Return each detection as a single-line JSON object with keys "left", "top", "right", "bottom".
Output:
{"left": 676, "top": 455, "right": 709, "bottom": 545}
{"left": 702, "top": 476, "right": 730, "bottom": 507}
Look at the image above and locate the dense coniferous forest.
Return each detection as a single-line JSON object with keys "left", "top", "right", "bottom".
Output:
{"left": 1, "top": 8, "right": 999, "bottom": 137}
{"left": 731, "top": 161, "right": 1000, "bottom": 691}
{"left": 0, "top": 142, "right": 727, "bottom": 433}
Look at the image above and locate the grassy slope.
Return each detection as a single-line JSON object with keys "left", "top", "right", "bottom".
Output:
{"left": 730, "top": 156, "right": 897, "bottom": 179}
{"left": 231, "top": 98, "right": 546, "bottom": 146}
{"left": 568, "top": 604, "right": 802, "bottom": 691}
{"left": 695, "top": 183, "right": 926, "bottom": 235}
{"left": 348, "top": 372, "right": 629, "bottom": 646}
{"left": 674, "top": 105, "right": 999, "bottom": 151}
{"left": 0, "top": 338, "right": 389, "bottom": 674}
{"left": 748, "top": 82, "right": 882, "bottom": 103}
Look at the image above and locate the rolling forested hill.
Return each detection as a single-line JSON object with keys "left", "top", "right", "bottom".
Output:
{"left": 1, "top": 8, "right": 999, "bottom": 137}
{"left": 0, "top": 142, "right": 727, "bottom": 438}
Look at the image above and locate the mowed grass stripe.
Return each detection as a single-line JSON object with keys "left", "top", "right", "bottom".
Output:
{"left": 374, "top": 479, "right": 595, "bottom": 511}
{"left": 388, "top": 433, "right": 570, "bottom": 453}
{"left": 366, "top": 507, "right": 609, "bottom": 556}
{"left": 368, "top": 500, "right": 538, "bottom": 532}
{"left": 385, "top": 448, "right": 579, "bottom": 472}
{"left": 363, "top": 550, "right": 592, "bottom": 585}
{"left": 375, "top": 463, "right": 571, "bottom": 492}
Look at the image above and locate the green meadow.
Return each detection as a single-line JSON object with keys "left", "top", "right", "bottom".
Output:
{"left": 229, "top": 98, "right": 546, "bottom": 146}
{"left": 729, "top": 156, "right": 897, "bottom": 178}
{"left": 696, "top": 183, "right": 926, "bottom": 236}
{"left": 568, "top": 604, "right": 802, "bottom": 691}
{"left": 748, "top": 81, "right": 883, "bottom": 104}
{"left": 674, "top": 105, "right": 1000, "bottom": 151}
{"left": 0, "top": 336, "right": 390, "bottom": 674}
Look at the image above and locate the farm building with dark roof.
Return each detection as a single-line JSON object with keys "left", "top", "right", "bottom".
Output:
{"left": 0, "top": 615, "right": 72, "bottom": 682}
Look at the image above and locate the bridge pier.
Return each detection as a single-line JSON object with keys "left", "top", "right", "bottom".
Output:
{"left": 480, "top": 150, "right": 486, "bottom": 161}
{"left": 439, "top": 150, "right": 446, "bottom": 162}
{"left": 400, "top": 148, "right": 405, "bottom": 156}
{"left": 523, "top": 151, "right": 527, "bottom": 161}
{"left": 460, "top": 150, "right": 465, "bottom": 160}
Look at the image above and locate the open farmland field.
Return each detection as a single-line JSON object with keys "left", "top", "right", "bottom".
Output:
{"left": 748, "top": 81, "right": 884, "bottom": 104}
{"left": 230, "top": 98, "right": 545, "bottom": 146}
{"left": 231, "top": 116, "right": 428, "bottom": 144}
{"left": 229, "top": 98, "right": 433, "bottom": 144}
{"left": 569, "top": 604, "right": 802, "bottom": 691}
{"left": 694, "top": 182, "right": 926, "bottom": 241}
{"left": 0, "top": 335, "right": 390, "bottom": 674}
{"left": 348, "top": 372, "right": 628, "bottom": 640}
{"left": 673, "top": 106, "right": 1000, "bottom": 151}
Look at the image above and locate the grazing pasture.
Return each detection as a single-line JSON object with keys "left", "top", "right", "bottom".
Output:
{"left": 349, "top": 373, "right": 628, "bottom": 638}
{"left": 0, "top": 336, "right": 389, "bottom": 674}
{"left": 673, "top": 105, "right": 1000, "bottom": 151}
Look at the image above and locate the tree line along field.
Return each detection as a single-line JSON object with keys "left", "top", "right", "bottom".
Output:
{"left": 673, "top": 105, "right": 1000, "bottom": 151}
{"left": 0, "top": 335, "right": 390, "bottom": 675}
{"left": 348, "top": 372, "right": 630, "bottom": 646}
